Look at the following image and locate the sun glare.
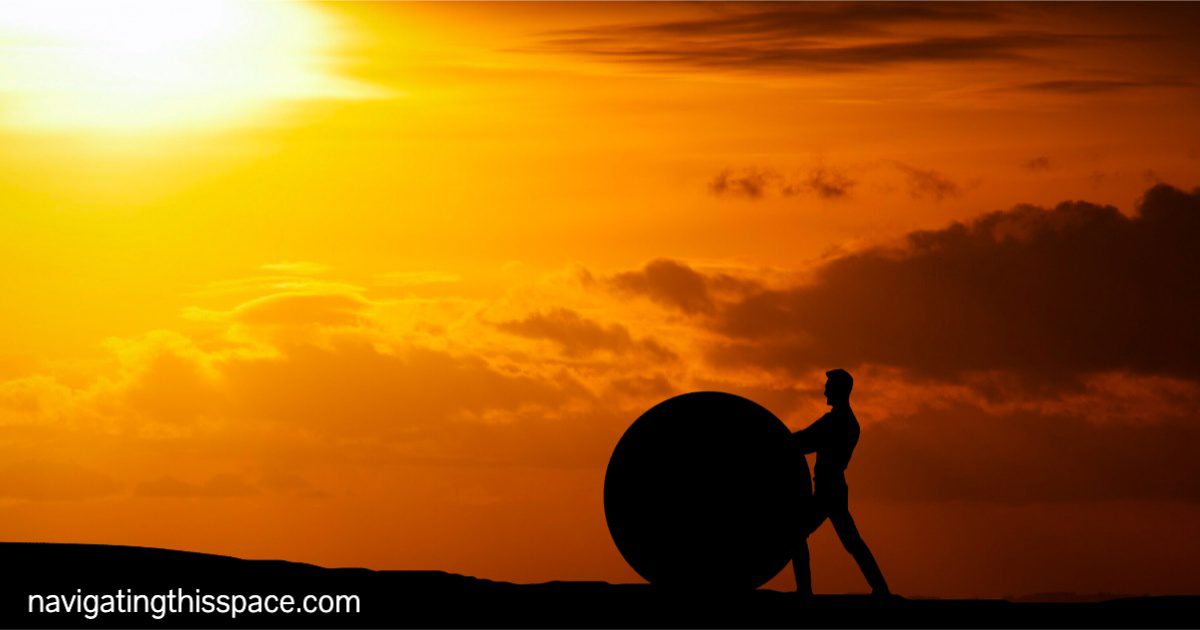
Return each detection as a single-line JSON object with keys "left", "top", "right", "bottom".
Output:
{"left": 0, "top": 0, "right": 374, "bottom": 132}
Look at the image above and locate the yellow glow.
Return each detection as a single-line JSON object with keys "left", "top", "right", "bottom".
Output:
{"left": 0, "top": 0, "right": 375, "bottom": 132}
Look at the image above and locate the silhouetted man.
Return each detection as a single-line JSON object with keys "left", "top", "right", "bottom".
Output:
{"left": 792, "top": 368, "right": 890, "bottom": 596}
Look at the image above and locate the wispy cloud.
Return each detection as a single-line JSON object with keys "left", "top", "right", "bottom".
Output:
{"left": 1023, "top": 156, "right": 1052, "bottom": 171}
{"left": 1013, "top": 79, "right": 1195, "bottom": 94}
{"left": 708, "top": 166, "right": 857, "bottom": 201}
{"left": 708, "top": 168, "right": 776, "bottom": 199}
{"left": 891, "top": 161, "right": 963, "bottom": 201}
{"left": 533, "top": 4, "right": 1118, "bottom": 75}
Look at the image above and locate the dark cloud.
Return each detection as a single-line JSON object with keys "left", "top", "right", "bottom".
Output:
{"left": 892, "top": 162, "right": 963, "bottom": 200}
{"left": 543, "top": 33, "right": 1068, "bottom": 74}
{"left": 1014, "top": 79, "right": 1195, "bottom": 94}
{"left": 553, "top": 4, "right": 996, "bottom": 41}
{"left": 534, "top": 4, "right": 1092, "bottom": 73}
{"left": 726, "top": 183, "right": 1200, "bottom": 378}
{"left": 495, "top": 308, "right": 675, "bottom": 360}
{"left": 708, "top": 168, "right": 776, "bottom": 199}
{"left": 609, "top": 258, "right": 759, "bottom": 315}
{"left": 1023, "top": 156, "right": 1052, "bottom": 171}
{"left": 785, "top": 167, "right": 857, "bottom": 200}
{"left": 710, "top": 166, "right": 856, "bottom": 201}
{"left": 611, "top": 259, "right": 716, "bottom": 314}
{"left": 619, "top": 184, "right": 1200, "bottom": 382}
{"left": 854, "top": 401, "right": 1200, "bottom": 503}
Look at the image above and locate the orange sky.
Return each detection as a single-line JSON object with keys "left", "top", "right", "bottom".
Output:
{"left": 2, "top": 1, "right": 1200, "bottom": 598}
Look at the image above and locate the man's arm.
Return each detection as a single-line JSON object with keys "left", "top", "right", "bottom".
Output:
{"left": 793, "top": 414, "right": 831, "bottom": 454}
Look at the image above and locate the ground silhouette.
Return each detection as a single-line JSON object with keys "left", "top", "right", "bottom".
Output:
{"left": 2, "top": 543, "right": 1197, "bottom": 628}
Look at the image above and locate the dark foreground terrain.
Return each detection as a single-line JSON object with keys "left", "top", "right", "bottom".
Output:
{"left": 1, "top": 543, "right": 1196, "bottom": 628}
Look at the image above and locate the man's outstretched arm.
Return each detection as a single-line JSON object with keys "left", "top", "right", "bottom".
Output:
{"left": 793, "top": 414, "right": 831, "bottom": 454}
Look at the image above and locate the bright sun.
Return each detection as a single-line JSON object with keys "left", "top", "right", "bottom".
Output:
{"left": 0, "top": 0, "right": 373, "bottom": 132}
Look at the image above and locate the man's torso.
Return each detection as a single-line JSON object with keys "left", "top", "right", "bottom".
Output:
{"left": 813, "top": 407, "right": 860, "bottom": 495}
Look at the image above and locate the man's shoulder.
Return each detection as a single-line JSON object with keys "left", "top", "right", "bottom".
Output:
{"left": 828, "top": 407, "right": 854, "bottom": 420}
{"left": 832, "top": 408, "right": 861, "bottom": 431}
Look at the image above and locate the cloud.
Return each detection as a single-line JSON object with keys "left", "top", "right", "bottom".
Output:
{"left": 114, "top": 342, "right": 221, "bottom": 424}
{"left": 708, "top": 168, "right": 776, "bottom": 199}
{"left": 259, "top": 261, "right": 330, "bottom": 275}
{"left": 557, "top": 34, "right": 1064, "bottom": 74}
{"left": 606, "top": 373, "right": 675, "bottom": 400}
{"left": 608, "top": 259, "right": 759, "bottom": 315}
{"left": 534, "top": 5, "right": 1086, "bottom": 73}
{"left": 186, "top": 291, "right": 373, "bottom": 328}
{"left": 891, "top": 161, "right": 963, "bottom": 200}
{"left": 219, "top": 338, "right": 584, "bottom": 440}
{"left": 610, "top": 259, "right": 716, "bottom": 314}
{"left": 551, "top": 4, "right": 996, "bottom": 41}
{"left": 853, "top": 397, "right": 1200, "bottom": 504}
{"left": 1023, "top": 156, "right": 1052, "bottom": 171}
{"left": 789, "top": 167, "right": 856, "bottom": 199}
{"left": 0, "top": 264, "right": 632, "bottom": 463}
{"left": 495, "top": 308, "right": 675, "bottom": 360}
{"left": 1013, "top": 79, "right": 1195, "bottom": 94}
{"left": 700, "top": 183, "right": 1200, "bottom": 381}
{"left": 709, "top": 166, "right": 856, "bottom": 201}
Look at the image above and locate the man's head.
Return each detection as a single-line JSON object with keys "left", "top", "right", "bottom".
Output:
{"left": 824, "top": 369, "right": 853, "bottom": 406}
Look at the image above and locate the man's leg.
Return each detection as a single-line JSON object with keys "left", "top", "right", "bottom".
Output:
{"left": 793, "top": 537, "right": 813, "bottom": 596}
{"left": 793, "top": 500, "right": 829, "bottom": 595}
{"left": 829, "top": 506, "right": 890, "bottom": 595}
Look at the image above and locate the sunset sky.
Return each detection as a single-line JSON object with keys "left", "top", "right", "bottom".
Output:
{"left": 2, "top": 1, "right": 1199, "bottom": 598}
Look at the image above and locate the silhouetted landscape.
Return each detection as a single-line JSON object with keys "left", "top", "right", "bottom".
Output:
{"left": 2, "top": 543, "right": 1196, "bottom": 628}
